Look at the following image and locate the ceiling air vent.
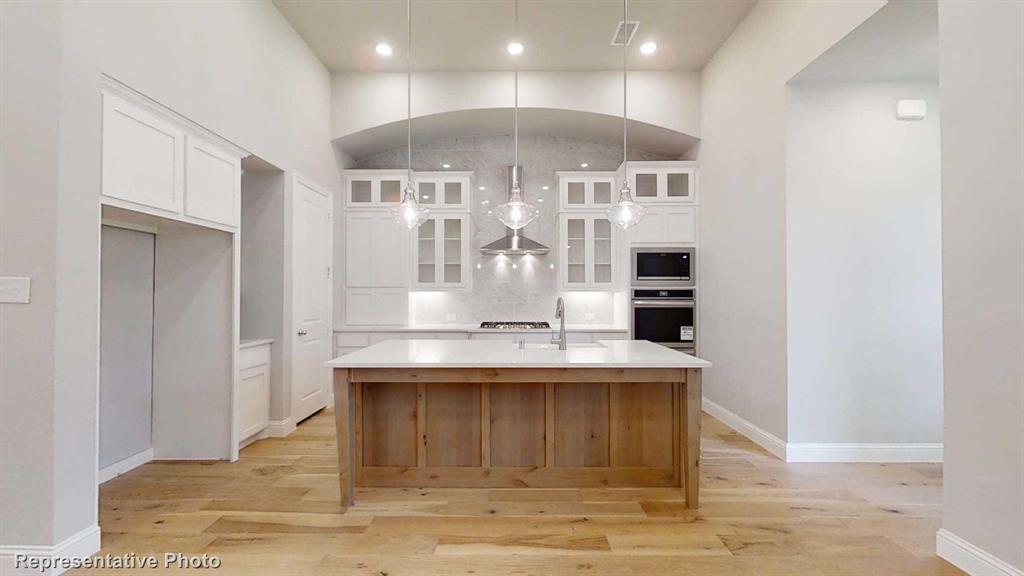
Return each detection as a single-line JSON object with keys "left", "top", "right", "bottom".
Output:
{"left": 611, "top": 20, "right": 639, "bottom": 46}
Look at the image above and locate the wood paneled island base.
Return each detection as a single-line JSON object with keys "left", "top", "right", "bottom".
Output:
{"left": 333, "top": 367, "right": 702, "bottom": 508}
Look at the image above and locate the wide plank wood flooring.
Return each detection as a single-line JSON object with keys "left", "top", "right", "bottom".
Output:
{"left": 79, "top": 409, "right": 963, "bottom": 575}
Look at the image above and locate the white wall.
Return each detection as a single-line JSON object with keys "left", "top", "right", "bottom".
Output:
{"left": 240, "top": 170, "right": 289, "bottom": 422}
{"left": 0, "top": 0, "right": 62, "bottom": 549}
{"left": 99, "top": 226, "right": 155, "bottom": 469}
{"left": 785, "top": 81, "right": 942, "bottom": 445}
{"left": 937, "top": 0, "right": 1023, "bottom": 573}
{"left": 1, "top": 0, "right": 339, "bottom": 553}
{"left": 331, "top": 70, "right": 701, "bottom": 140}
{"left": 698, "top": 0, "right": 885, "bottom": 442}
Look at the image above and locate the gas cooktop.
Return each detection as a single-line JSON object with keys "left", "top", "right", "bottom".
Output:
{"left": 479, "top": 321, "right": 552, "bottom": 330}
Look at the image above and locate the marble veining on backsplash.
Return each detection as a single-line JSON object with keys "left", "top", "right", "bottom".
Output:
{"left": 350, "top": 133, "right": 671, "bottom": 326}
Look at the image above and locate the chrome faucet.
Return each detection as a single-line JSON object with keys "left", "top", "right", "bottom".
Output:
{"left": 552, "top": 297, "right": 567, "bottom": 350}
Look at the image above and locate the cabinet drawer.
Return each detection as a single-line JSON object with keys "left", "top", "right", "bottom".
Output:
{"left": 238, "top": 343, "right": 271, "bottom": 371}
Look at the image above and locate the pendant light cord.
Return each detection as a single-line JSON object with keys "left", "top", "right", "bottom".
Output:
{"left": 513, "top": 0, "right": 519, "bottom": 189}
{"left": 406, "top": 0, "right": 412, "bottom": 185}
{"left": 622, "top": 0, "right": 628, "bottom": 171}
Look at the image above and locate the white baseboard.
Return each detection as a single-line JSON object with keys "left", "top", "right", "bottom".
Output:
{"left": 937, "top": 529, "right": 1024, "bottom": 576}
{"left": 264, "top": 417, "right": 295, "bottom": 438}
{"left": 702, "top": 397, "right": 943, "bottom": 463}
{"left": 787, "top": 442, "right": 943, "bottom": 463}
{"left": 0, "top": 524, "right": 100, "bottom": 576}
{"left": 702, "top": 397, "right": 787, "bottom": 460}
{"left": 97, "top": 448, "right": 153, "bottom": 484}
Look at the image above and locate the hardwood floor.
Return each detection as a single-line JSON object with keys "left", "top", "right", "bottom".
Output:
{"left": 80, "top": 409, "right": 963, "bottom": 575}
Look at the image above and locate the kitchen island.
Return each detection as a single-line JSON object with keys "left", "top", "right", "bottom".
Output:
{"left": 327, "top": 339, "right": 711, "bottom": 507}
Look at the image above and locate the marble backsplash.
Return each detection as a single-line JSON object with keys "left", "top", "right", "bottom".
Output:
{"left": 352, "top": 133, "right": 671, "bottom": 327}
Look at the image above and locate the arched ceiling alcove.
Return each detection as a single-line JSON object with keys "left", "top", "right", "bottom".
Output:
{"left": 334, "top": 107, "right": 699, "bottom": 163}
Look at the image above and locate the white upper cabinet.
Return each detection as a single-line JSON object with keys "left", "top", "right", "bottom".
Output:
{"left": 344, "top": 170, "right": 407, "bottom": 207}
{"left": 630, "top": 205, "right": 697, "bottom": 245}
{"left": 101, "top": 89, "right": 243, "bottom": 230}
{"left": 558, "top": 172, "right": 617, "bottom": 210}
{"left": 102, "top": 92, "right": 185, "bottom": 214}
{"left": 345, "top": 212, "right": 407, "bottom": 287}
{"left": 627, "top": 161, "right": 697, "bottom": 204}
{"left": 559, "top": 213, "right": 618, "bottom": 290}
{"left": 412, "top": 213, "right": 471, "bottom": 290}
{"left": 414, "top": 172, "right": 471, "bottom": 210}
{"left": 185, "top": 135, "right": 240, "bottom": 227}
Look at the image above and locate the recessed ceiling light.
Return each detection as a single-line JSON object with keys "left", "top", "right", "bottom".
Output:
{"left": 538, "top": 198, "right": 544, "bottom": 203}
{"left": 549, "top": 263, "right": 555, "bottom": 269}
{"left": 580, "top": 162, "right": 589, "bottom": 168}
{"left": 441, "top": 163, "right": 451, "bottom": 168}
{"left": 478, "top": 186, "right": 486, "bottom": 191}
{"left": 640, "top": 41, "right": 657, "bottom": 55}
{"left": 542, "top": 185, "right": 550, "bottom": 190}
{"left": 512, "top": 263, "right": 518, "bottom": 269}
{"left": 507, "top": 41, "right": 524, "bottom": 56}
{"left": 476, "top": 263, "right": 482, "bottom": 269}
{"left": 375, "top": 43, "right": 393, "bottom": 57}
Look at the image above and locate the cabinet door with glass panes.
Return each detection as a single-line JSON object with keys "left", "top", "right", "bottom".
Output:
{"left": 558, "top": 172, "right": 617, "bottom": 210}
{"left": 414, "top": 172, "right": 470, "bottom": 210}
{"left": 559, "top": 213, "right": 616, "bottom": 290}
{"left": 626, "top": 162, "right": 697, "bottom": 203}
{"left": 344, "top": 170, "right": 407, "bottom": 208}
{"left": 413, "top": 213, "right": 471, "bottom": 290}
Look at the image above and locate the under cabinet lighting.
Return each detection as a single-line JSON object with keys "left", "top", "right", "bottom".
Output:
{"left": 441, "top": 163, "right": 451, "bottom": 168}
{"left": 375, "top": 43, "right": 393, "bottom": 56}
{"left": 580, "top": 163, "right": 589, "bottom": 168}
{"left": 479, "top": 186, "right": 486, "bottom": 190}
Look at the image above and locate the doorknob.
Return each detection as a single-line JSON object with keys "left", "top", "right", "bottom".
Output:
{"left": 297, "top": 329, "right": 308, "bottom": 336}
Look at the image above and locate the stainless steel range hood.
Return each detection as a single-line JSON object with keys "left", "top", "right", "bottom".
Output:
{"left": 479, "top": 166, "right": 550, "bottom": 256}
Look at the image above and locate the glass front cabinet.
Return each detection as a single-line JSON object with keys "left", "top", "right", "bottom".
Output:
{"left": 412, "top": 212, "right": 471, "bottom": 290}
{"left": 559, "top": 213, "right": 616, "bottom": 290}
{"left": 558, "top": 172, "right": 618, "bottom": 210}
{"left": 626, "top": 162, "right": 697, "bottom": 203}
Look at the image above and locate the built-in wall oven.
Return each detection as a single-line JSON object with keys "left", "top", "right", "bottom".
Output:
{"left": 631, "top": 247, "right": 695, "bottom": 286}
{"left": 630, "top": 288, "right": 696, "bottom": 354}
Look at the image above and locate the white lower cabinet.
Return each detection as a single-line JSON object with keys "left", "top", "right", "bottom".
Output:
{"left": 237, "top": 341, "right": 272, "bottom": 443}
{"left": 631, "top": 205, "right": 697, "bottom": 244}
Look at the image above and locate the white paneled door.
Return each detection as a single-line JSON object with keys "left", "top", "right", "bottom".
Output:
{"left": 290, "top": 176, "right": 333, "bottom": 424}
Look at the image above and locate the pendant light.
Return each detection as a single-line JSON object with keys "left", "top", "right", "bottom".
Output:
{"left": 392, "top": 0, "right": 429, "bottom": 229}
{"left": 495, "top": 0, "right": 540, "bottom": 231}
{"left": 605, "top": 0, "right": 646, "bottom": 230}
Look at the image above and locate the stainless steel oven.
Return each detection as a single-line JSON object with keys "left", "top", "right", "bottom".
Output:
{"left": 630, "top": 288, "right": 696, "bottom": 353}
{"left": 631, "top": 247, "right": 695, "bottom": 286}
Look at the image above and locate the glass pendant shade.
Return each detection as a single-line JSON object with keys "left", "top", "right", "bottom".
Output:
{"left": 605, "top": 183, "right": 646, "bottom": 230}
{"left": 392, "top": 184, "right": 430, "bottom": 229}
{"left": 496, "top": 186, "right": 540, "bottom": 230}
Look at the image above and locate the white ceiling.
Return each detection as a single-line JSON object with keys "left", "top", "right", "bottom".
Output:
{"left": 792, "top": 0, "right": 938, "bottom": 83}
{"left": 274, "top": 0, "right": 755, "bottom": 72}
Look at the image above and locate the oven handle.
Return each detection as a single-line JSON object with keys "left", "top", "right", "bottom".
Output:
{"left": 631, "top": 300, "right": 695, "bottom": 308}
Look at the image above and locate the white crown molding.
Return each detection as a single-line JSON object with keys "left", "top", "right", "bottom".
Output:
{"left": 787, "top": 442, "right": 942, "bottom": 463}
{"left": 937, "top": 529, "right": 1024, "bottom": 576}
{"left": 702, "top": 396, "right": 787, "bottom": 460}
{"left": 0, "top": 525, "right": 101, "bottom": 576}
{"left": 97, "top": 448, "right": 154, "bottom": 485}
{"left": 702, "top": 397, "right": 943, "bottom": 463}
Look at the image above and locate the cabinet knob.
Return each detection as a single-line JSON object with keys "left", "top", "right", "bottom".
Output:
{"left": 297, "top": 329, "right": 308, "bottom": 336}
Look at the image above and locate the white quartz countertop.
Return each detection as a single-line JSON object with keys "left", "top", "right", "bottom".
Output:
{"left": 326, "top": 339, "right": 711, "bottom": 369}
{"left": 335, "top": 325, "right": 629, "bottom": 333}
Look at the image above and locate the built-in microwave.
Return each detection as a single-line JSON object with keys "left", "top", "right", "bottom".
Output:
{"left": 631, "top": 247, "right": 695, "bottom": 286}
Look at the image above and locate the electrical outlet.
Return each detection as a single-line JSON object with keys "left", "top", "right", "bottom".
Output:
{"left": 0, "top": 277, "right": 31, "bottom": 304}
